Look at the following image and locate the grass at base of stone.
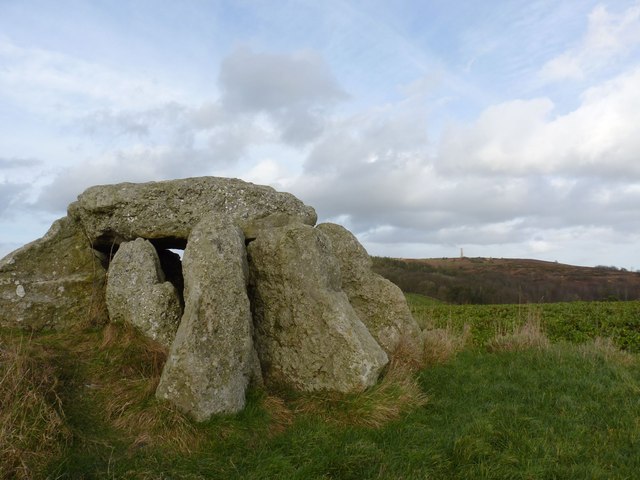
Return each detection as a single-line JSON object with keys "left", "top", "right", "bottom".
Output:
{"left": 91, "top": 341, "right": 640, "bottom": 480}
{"left": 3, "top": 314, "right": 640, "bottom": 478}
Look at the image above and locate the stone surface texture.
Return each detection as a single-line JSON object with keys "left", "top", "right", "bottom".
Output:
{"left": 0, "top": 217, "right": 107, "bottom": 330}
{"left": 106, "top": 238, "right": 182, "bottom": 348}
{"left": 317, "top": 223, "right": 423, "bottom": 361}
{"left": 156, "top": 215, "right": 257, "bottom": 421}
{"left": 68, "top": 176, "right": 317, "bottom": 248}
{"left": 248, "top": 223, "right": 388, "bottom": 393}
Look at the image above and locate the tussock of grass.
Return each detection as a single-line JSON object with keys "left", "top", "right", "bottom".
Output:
{"left": 388, "top": 333, "right": 425, "bottom": 371}
{"left": 92, "top": 323, "right": 200, "bottom": 453}
{"left": 578, "top": 336, "right": 636, "bottom": 366}
{"left": 422, "top": 323, "right": 470, "bottom": 365}
{"left": 262, "top": 395, "right": 295, "bottom": 435}
{"left": 486, "top": 311, "right": 550, "bottom": 352}
{"left": 0, "top": 337, "right": 70, "bottom": 479}
{"left": 293, "top": 361, "right": 428, "bottom": 429}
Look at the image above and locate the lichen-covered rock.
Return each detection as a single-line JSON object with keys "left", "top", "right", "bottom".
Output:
{"left": 0, "top": 217, "right": 107, "bottom": 330}
{"left": 316, "top": 223, "right": 423, "bottom": 362}
{"left": 156, "top": 215, "right": 257, "bottom": 421}
{"left": 68, "top": 176, "right": 317, "bottom": 248}
{"left": 106, "top": 238, "right": 182, "bottom": 348}
{"left": 248, "top": 223, "right": 388, "bottom": 393}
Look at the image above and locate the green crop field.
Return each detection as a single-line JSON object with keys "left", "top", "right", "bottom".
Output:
{"left": 408, "top": 293, "right": 640, "bottom": 352}
{"left": 2, "top": 297, "right": 640, "bottom": 479}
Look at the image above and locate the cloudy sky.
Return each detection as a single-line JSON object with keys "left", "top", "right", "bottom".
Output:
{"left": 2, "top": 0, "right": 640, "bottom": 269}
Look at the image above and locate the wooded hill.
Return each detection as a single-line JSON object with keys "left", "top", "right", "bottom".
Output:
{"left": 372, "top": 257, "right": 640, "bottom": 304}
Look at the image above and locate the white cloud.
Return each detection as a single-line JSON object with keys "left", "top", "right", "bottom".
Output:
{"left": 219, "top": 47, "right": 347, "bottom": 112}
{"left": 439, "top": 67, "right": 640, "bottom": 177}
{"left": 0, "top": 157, "right": 41, "bottom": 169}
{"left": 0, "top": 181, "right": 30, "bottom": 215}
{"left": 24, "top": 46, "right": 351, "bottom": 215}
{"left": 539, "top": 2, "right": 640, "bottom": 82}
{"left": 35, "top": 143, "right": 227, "bottom": 213}
{"left": 3, "top": 17, "right": 640, "bottom": 272}
{"left": 219, "top": 47, "right": 348, "bottom": 145}
{"left": 277, "top": 59, "right": 640, "bottom": 271}
{"left": 0, "top": 38, "right": 188, "bottom": 116}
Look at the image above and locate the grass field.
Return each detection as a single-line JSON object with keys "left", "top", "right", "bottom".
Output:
{"left": 2, "top": 296, "right": 640, "bottom": 479}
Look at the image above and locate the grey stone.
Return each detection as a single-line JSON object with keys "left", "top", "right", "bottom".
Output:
{"left": 0, "top": 217, "right": 107, "bottom": 330}
{"left": 106, "top": 238, "right": 182, "bottom": 348}
{"left": 247, "top": 223, "right": 388, "bottom": 393}
{"left": 316, "top": 223, "right": 423, "bottom": 362}
{"left": 156, "top": 215, "right": 257, "bottom": 421}
{"left": 68, "top": 176, "right": 317, "bottom": 249}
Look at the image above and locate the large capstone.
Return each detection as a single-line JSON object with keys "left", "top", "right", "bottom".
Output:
{"left": 156, "top": 215, "right": 257, "bottom": 421}
{"left": 67, "top": 176, "right": 317, "bottom": 249}
{"left": 0, "top": 217, "right": 107, "bottom": 330}
{"left": 316, "top": 223, "right": 423, "bottom": 362}
{"left": 105, "top": 238, "right": 182, "bottom": 348}
{"left": 248, "top": 223, "right": 388, "bottom": 393}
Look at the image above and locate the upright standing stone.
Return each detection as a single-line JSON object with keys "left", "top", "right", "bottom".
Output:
{"left": 248, "top": 223, "right": 388, "bottom": 393}
{"left": 156, "top": 215, "right": 256, "bottom": 421}
{"left": 316, "top": 223, "right": 423, "bottom": 362}
{"left": 106, "top": 238, "right": 182, "bottom": 348}
{"left": 0, "top": 217, "right": 107, "bottom": 330}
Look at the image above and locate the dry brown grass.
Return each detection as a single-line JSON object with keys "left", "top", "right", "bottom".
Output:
{"left": 486, "top": 310, "right": 550, "bottom": 353}
{"left": 260, "top": 331, "right": 432, "bottom": 432}
{"left": 0, "top": 337, "right": 70, "bottom": 479}
{"left": 388, "top": 333, "right": 426, "bottom": 372}
{"left": 422, "top": 323, "right": 471, "bottom": 365}
{"left": 292, "top": 359, "right": 428, "bottom": 429}
{"left": 262, "top": 395, "right": 295, "bottom": 435}
{"left": 577, "top": 337, "right": 636, "bottom": 366}
{"left": 94, "top": 323, "right": 200, "bottom": 453}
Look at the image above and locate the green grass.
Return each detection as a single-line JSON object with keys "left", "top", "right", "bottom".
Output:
{"left": 405, "top": 292, "right": 445, "bottom": 306}
{"left": 2, "top": 298, "right": 640, "bottom": 479}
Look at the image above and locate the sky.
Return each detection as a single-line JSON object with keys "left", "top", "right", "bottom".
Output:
{"left": 2, "top": 0, "right": 640, "bottom": 269}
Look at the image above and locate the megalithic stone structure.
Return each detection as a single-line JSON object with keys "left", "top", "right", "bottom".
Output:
{"left": 0, "top": 176, "right": 424, "bottom": 422}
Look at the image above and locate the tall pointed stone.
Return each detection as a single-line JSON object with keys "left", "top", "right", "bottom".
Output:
{"left": 156, "top": 215, "right": 257, "bottom": 421}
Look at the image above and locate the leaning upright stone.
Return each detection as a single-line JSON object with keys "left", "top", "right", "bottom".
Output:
{"left": 156, "top": 215, "right": 256, "bottom": 421}
{"left": 67, "top": 176, "right": 317, "bottom": 248}
{"left": 0, "top": 217, "right": 107, "bottom": 330}
{"left": 316, "top": 223, "right": 423, "bottom": 363}
{"left": 248, "top": 223, "right": 388, "bottom": 393}
{"left": 106, "top": 238, "right": 182, "bottom": 348}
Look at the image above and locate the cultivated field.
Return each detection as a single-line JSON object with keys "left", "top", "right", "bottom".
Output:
{"left": 408, "top": 293, "right": 640, "bottom": 352}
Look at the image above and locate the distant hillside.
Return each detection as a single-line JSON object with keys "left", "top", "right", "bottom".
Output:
{"left": 372, "top": 257, "right": 640, "bottom": 304}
